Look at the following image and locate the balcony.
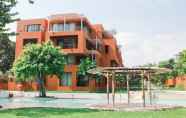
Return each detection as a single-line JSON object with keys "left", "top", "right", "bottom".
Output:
{"left": 51, "top": 36, "right": 78, "bottom": 49}
{"left": 86, "top": 38, "right": 103, "bottom": 54}
{"left": 49, "top": 22, "right": 91, "bottom": 33}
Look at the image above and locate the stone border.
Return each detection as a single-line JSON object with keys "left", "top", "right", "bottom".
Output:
{"left": 0, "top": 103, "right": 184, "bottom": 112}
{"left": 89, "top": 103, "right": 185, "bottom": 112}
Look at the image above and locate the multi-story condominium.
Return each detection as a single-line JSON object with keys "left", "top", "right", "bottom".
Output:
{"left": 14, "top": 13, "right": 123, "bottom": 91}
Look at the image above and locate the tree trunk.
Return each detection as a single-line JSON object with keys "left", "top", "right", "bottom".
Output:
{"left": 38, "top": 72, "right": 46, "bottom": 97}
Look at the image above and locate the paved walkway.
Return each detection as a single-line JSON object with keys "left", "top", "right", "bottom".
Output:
{"left": 0, "top": 90, "right": 186, "bottom": 111}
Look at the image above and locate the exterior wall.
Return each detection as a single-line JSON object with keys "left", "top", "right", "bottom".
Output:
{"left": 14, "top": 13, "right": 123, "bottom": 92}
{"left": 16, "top": 19, "right": 47, "bottom": 58}
{"left": 166, "top": 78, "right": 176, "bottom": 87}
{"left": 46, "top": 31, "right": 86, "bottom": 54}
{"left": 0, "top": 82, "right": 8, "bottom": 90}
{"left": 7, "top": 81, "right": 38, "bottom": 91}
{"left": 8, "top": 81, "right": 16, "bottom": 91}
{"left": 166, "top": 76, "right": 186, "bottom": 89}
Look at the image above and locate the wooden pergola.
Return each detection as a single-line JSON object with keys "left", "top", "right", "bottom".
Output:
{"left": 88, "top": 67, "right": 170, "bottom": 107}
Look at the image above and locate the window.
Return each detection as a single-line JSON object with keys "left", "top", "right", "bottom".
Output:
{"left": 77, "top": 75, "right": 89, "bottom": 87}
{"left": 66, "top": 55, "right": 76, "bottom": 64}
{"left": 53, "top": 36, "right": 78, "bottom": 49}
{"left": 66, "top": 23, "right": 76, "bottom": 31}
{"left": 23, "top": 38, "right": 37, "bottom": 46}
{"left": 51, "top": 23, "right": 76, "bottom": 32}
{"left": 27, "top": 24, "right": 41, "bottom": 32}
{"left": 105, "top": 45, "right": 109, "bottom": 54}
{"left": 86, "top": 40, "right": 95, "bottom": 50}
{"left": 59, "top": 72, "right": 72, "bottom": 86}
{"left": 57, "top": 38, "right": 77, "bottom": 49}
{"left": 51, "top": 24, "right": 64, "bottom": 32}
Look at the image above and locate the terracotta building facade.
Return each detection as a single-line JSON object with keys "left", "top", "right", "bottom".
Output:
{"left": 166, "top": 76, "right": 186, "bottom": 90}
{"left": 13, "top": 13, "right": 123, "bottom": 91}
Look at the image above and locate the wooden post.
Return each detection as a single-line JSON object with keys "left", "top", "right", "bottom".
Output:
{"left": 106, "top": 72, "right": 110, "bottom": 104}
{"left": 112, "top": 71, "right": 115, "bottom": 107}
{"left": 126, "top": 74, "right": 130, "bottom": 105}
{"left": 148, "top": 73, "right": 152, "bottom": 105}
{"left": 141, "top": 71, "right": 145, "bottom": 107}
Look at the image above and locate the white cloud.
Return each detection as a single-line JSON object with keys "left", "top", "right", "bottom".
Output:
{"left": 116, "top": 32, "right": 186, "bottom": 66}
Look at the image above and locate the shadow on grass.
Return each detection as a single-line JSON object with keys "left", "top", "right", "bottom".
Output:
{"left": 0, "top": 108, "right": 99, "bottom": 118}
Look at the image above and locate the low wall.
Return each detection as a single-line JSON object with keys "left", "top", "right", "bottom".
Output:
{"left": 8, "top": 81, "right": 38, "bottom": 91}
{"left": 0, "top": 82, "right": 8, "bottom": 90}
{"left": 166, "top": 76, "right": 186, "bottom": 89}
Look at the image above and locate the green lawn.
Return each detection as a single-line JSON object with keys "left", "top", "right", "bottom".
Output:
{"left": 0, "top": 108, "right": 186, "bottom": 118}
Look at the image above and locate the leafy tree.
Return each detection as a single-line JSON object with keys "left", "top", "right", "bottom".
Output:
{"left": 115, "top": 74, "right": 126, "bottom": 83}
{"left": 77, "top": 57, "right": 97, "bottom": 86}
{"left": 142, "top": 59, "right": 177, "bottom": 86}
{"left": 0, "top": 0, "right": 18, "bottom": 34}
{"left": 0, "top": 34, "right": 15, "bottom": 73}
{"left": 12, "top": 42, "right": 66, "bottom": 97}
{"left": 0, "top": 0, "right": 35, "bottom": 35}
{"left": 159, "top": 58, "right": 175, "bottom": 70}
{"left": 151, "top": 59, "right": 176, "bottom": 86}
{"left": 78, "top": 57, "right": 96, "bottom": 76}
{"left": 175, "top": 50, "right": 186, "bottom": 75}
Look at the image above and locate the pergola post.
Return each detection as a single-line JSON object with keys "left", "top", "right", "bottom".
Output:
{"left": 141, "top": 71, "right": 145, "bottom": 107}
{"left": 126, "top": 74, "right": 130, "bottom": 105}
{"left": 147, "top": 73, "right": 152, "bottom": 105}
{"left": 112, "top": 71, "right": 115, "bottom": 107}
{"left": 106, "top": 72, "right": 110, "bottom": 104}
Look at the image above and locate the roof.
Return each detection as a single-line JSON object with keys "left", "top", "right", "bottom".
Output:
{"left": 48, "top": 13, "right": 84, "bottom": 19}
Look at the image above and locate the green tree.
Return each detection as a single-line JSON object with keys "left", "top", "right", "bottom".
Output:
{"left": 78, "top": 57, "right": 96, "bottom": 76}
{"left": 175, "top": 50, "right": 186, "bottom": 77}
{"left": 153, "top": 59, "right": 176, "bottom": 86}
{"left": 0, "top": 0, "right": 35, "bottom": 35}
{"left": 0, "top": 0, "right": 18, "bottom": 34}
{"left": 142, "top": 59, "right": 176, "bottom": 86}
{"left": 0, "top": 34, "right": 15, "bottom": 73}
{"left": 12, "top": 42, "right": 66, "bottom": 97}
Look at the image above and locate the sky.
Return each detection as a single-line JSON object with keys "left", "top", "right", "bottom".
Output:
{"left": 8, "top": 0, "right": 186, "bottom": 66}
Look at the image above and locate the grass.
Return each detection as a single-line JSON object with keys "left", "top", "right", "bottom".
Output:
{"left": 164, "top": 84, "right": 185, "bottom": 91}
{"left": 0, "top": 108, "right": 186, "bottom": 118}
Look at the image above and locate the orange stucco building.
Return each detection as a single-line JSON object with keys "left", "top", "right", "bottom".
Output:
{"left": 166, "top": 76, "right": 186, "bottom": 90}
{"left": 13, "top": 13, "right": 123, "bottom": 91}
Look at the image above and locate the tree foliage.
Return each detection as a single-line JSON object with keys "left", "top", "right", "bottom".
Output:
{"left": 0, "top": 0, "right": 35, "bottom": 35}
{"left": 0, "top": 34, "right": 15, "bottom": 73}
{"left": 174, "top": 50, "right": 186, "bottom": 76}
{"left": 145, "top": 50, "right": 186, "bottom": 86}
{"left": 78, "top": 57, "right": 96, "bottom": 76}
{"left": 0, "top": 0, "right": 18, "bottom": 34}
{"left": 12, "top": 42, "right": 66, "bottom": 97}
{"left": 149, "top": 59, "right": 176, "bottom": 86}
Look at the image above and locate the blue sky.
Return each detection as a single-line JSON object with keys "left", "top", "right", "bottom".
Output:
{"left": 9, "top": 0, "right": 186, "bottom": 66}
